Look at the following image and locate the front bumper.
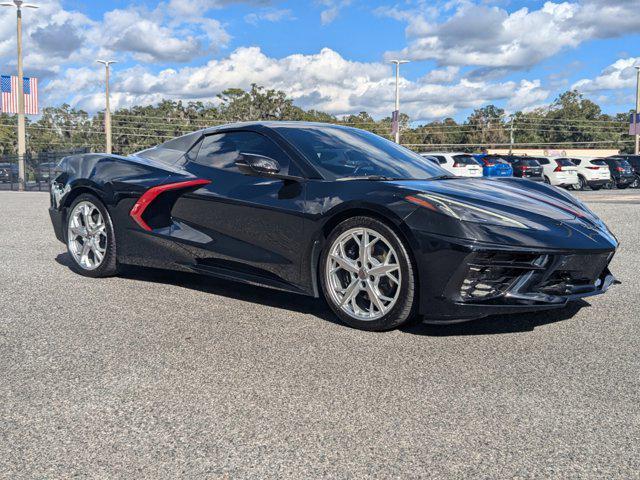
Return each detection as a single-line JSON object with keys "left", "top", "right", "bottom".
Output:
{"left": 409, "top": 231, "right": 617, "bottom": 323}
{"left": 616, "top": 175, "right": 635, "bottom": 186}
{"left": 49, "top": 207, "right": 66, "bottom": 243}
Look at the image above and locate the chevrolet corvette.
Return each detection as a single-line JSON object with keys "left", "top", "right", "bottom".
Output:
{"left": 49, "top": 122, "right": 618, "bottom": 331}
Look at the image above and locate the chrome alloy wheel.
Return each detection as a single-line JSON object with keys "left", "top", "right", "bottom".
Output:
{"left": 67, "top": 201, "right": 107, "bottom": 270}
{"left": 325, "top": 227, "right": 401, "bottom": 321}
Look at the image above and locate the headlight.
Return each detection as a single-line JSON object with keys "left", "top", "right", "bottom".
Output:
{"left": 406, "top": 193, "right": 529, "bottom": 229}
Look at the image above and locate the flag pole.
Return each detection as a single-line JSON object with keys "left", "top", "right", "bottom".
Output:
{"left": 389, "top": 59, "right": 409, "bottom": 144}
{"left": 16, "top": 4, "right": 26, "bottom": 191}
{"left": 97, "top": 60, "right": 116, "bottom": 154}
{"left": 635, "top": 66, "right": 640, "bottom": 155}
{"left": 1, "top": 1, "right": 39, "bottom": 191}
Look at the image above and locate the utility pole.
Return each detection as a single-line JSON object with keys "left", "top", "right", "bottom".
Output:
{"left": 97, "top": 60, "right": 116, "bottom": 154}
{"left": 390, "top": 59, "right": 409, "bottom": 143}
{"left": 509, "top": 116, "right": 515, "bottom": 155}
{"left": 635, "top": 66, "right": 640, "bottom": 155}
{"left": 1, "top": 1, "right": 38, "bottom": 191}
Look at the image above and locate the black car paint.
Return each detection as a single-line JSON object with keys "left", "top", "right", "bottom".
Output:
{"left": 603, "top": 157, "right": 635, "bottom": 187}
{"left": 500, "top": 156, "right": 544, "bottom": 182}
{"left": 609, "top": 155, "right": 640, "bottom": 187}
{"left": 49, "top": 122, "right": 618, "bottom": 322}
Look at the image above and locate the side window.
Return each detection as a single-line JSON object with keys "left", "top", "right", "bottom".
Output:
{"left": 572, "top": 159, "right": 582, "bottom": 166}
{"left": 434, "top": 155, "right": 447, "bottom": 164}
{"left": 194, "top": 131, "right": 292, "bottom": 174}
{"left": 538, "top": 158, "right": 549, "bottom": 165}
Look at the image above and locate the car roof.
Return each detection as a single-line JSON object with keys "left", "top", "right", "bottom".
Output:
{"left": 200, "top": 120, "right": 365, "bottom": 135}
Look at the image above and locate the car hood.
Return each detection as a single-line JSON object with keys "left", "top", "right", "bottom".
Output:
{"left": 392, "top": 177, "right": 617, "bottom": 249}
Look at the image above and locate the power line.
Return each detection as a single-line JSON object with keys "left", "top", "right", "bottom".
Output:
{"left": 404, "top": 140, "right": 633, "bottom": 147}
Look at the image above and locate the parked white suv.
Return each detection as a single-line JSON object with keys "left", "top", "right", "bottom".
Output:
{"left": 566, "top": 157, "right": 611, "bottom": 190}
{"left": 420, "top": 152, "right": 483, "bottom": 177}
{"left": 537, "top": 157, "right": 579, "bottom": 188}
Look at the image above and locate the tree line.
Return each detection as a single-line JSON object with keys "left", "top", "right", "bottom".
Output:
{"left": 0, "top": 84, "right": 635, "bottom": 156}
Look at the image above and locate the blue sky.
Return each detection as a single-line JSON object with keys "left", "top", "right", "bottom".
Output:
{"left": 0, "top": 0, "right": 639, "bottom": 121}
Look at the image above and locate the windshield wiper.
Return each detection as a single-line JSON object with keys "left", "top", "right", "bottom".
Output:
{"left": 338, "top": 175, "right": 398, "bottom": 181}
{"left": 427, "top": 174, "right": 459, "bottom": 181}
{"left": 338, "top": 175, "right": 445, "bottom": 181}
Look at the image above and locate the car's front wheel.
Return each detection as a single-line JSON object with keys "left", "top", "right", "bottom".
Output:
{"left": 66, "top": 194, "right": 118, "bottom": 277}
{"left": 320, "top": 217, "right": 416, "bottom": 331}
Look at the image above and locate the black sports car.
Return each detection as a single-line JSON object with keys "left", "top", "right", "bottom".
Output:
{"left": 49, "top": 122, "right": 618, "bottom": 331}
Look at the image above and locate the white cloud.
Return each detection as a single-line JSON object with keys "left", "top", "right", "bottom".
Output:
{"left": 508, "top": 79, "right": 550, "bottom": 110}
{"left": 0, "top": 0, "right": 95, "bottom": 72}
{"left": 382, "top": 1, "right": 640, "bottom": 69}
{"left": 102, "top": 8, "right": 203, "bottom": 63}
{"left": 319, "top": 0, "right": 352, "bottom": 25}
{"left": 573, "top": 57, "right": 640, "bottom": 93}
{"left": 245, "top": 8, "right": 295, "bottom": 25}
{"left": 0, "top": 0, "right": 231, "bottom": 73}
{"left": 167, "top": 0, "right": 271, "bottom": 17}
{"left": 62, "top": 47, "right": 548, "bottom": 121}
{"left": 421, "top": 66, "right": 459, "bottom": 84}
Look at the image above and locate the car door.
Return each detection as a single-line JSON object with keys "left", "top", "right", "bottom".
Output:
{"left": 171, "top": 130, "right": 307, "bottom": 288}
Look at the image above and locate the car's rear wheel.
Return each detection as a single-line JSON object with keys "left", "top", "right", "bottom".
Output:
{"left": 577, "top": 175, "right": 588, "bottom": 191}
{"left": 544, "top": 176, "right": 551, "bottom": 184}
{"left": 320, "top": 217, "right": 416, "bottom": 331}
{"left": 66, "top": 194, "right": 118, "bottom": 277}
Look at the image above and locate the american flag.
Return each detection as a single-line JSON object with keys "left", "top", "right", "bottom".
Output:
{"left": 391, "top": 109, "right": 399, "bottom": 135}
{"left": 629, "top": 113, "right": 640, "bottom": 136}
{"left": 1, "top": 75, "right": 39, "bottom": 115}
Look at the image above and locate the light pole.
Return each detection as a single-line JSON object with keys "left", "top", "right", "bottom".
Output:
{"left": 635, "top": 66, "right": 640, "bottom": 155}
{"left": 508, "top": 115, "right": 515, "bottom": 155}
{"left": 390, "top": 59, "right": 409, "bottom": 143}
{"left": 1, "top": 0, "right": 38, "bottom": 191}
{"left": 97, "top": 60, "right": 116, "bottom": 154}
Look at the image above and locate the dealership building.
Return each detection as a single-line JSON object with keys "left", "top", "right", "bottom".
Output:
{"left": 487, "top": 148, "right": 619, "bottom": 157}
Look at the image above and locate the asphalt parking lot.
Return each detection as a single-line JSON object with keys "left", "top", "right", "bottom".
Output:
{"left": 1, "top": 190, "right": 639, "bottom": 479}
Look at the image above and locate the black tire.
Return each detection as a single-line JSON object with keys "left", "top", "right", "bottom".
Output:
{"left": 66, "top": 193, "right": 118, "bottom": 278}
{"left": 319, "top": 216, "right": 416, "bottom": 331}
{"left": 590, "top": 184, "right": 603, "bottom": 191}
{"left": 577, "top": 175, "right": 588, "bottom": 191}
{"left": 544, "top": 176, "right": 551, "bottom": 184}
{"left": 618, "top": 183, "right": 630, "bottom": 189}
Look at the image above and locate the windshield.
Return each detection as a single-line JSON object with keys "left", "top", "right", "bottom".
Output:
{"left": 617, "top": 159, "right": 632, "bottom": 168}
{"left": 274, "top": 125, "right": 448, "bottom": 180}
{"left": 518, "top": 158, "right": 541, "bottom": 166}
{"left": 555, "top": 158, "right": 576, "bottom": 167}
{"left": 484, "top": 156, "right": 509, "bottom": 164}
{"left": 452, "top": 154, "right": 480, "bottom": 165}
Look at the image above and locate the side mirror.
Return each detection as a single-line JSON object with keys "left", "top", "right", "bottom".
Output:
{"left": 236, "top": 153, "right": 281, "bottom": 177}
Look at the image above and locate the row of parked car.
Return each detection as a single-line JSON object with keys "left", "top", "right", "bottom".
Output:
{"left": 0, "top": 162, "right": 58, "bottom": 183}
{"left": 419, "top": 152, "right": 640, "bottom": 190}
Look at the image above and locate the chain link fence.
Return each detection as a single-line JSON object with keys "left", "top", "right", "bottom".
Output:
{"left": 0, "top": 148, "right": 90, "bottom": 191}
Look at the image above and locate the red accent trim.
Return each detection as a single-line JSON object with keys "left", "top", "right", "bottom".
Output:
{"left": 130, "top": 179, "right": 211, "bottom": 231}
{"left": 405, "top": 195, "right": 438, "bottom": 211}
